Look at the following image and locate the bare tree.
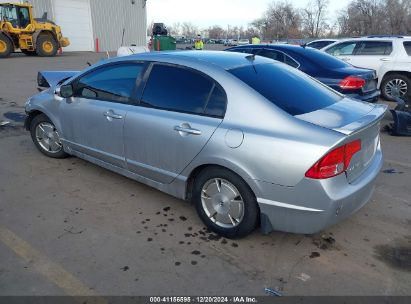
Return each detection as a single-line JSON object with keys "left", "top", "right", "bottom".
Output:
{"left": 169, "top": 22, "right": 182, "bottom": 36}
{"left": 181, "top": 22, "right": 198, "bottom": 38}
{"left": 385, "top": 0, "right": 411, "bottom": 34}
{"left": 301, "top": 0, "right": 329, "bottom": 37}
{"left": 336, "top": 0, "right": 411, "bottom": 36}
{"left": 207, "top": 25, "right": 225, "bottom": 39}
{"left": 263, "top": 1, "right": 302, "bottom": 39}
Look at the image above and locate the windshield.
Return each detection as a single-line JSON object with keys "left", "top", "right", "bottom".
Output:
{"left": 229, "top": 63, "right": 343, "bottom": 116}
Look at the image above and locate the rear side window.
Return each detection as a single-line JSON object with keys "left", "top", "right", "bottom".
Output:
{"left": 205, "top": 85, "right": 227, "bottom": 118}
{"left": 75, "top": 63, "right": 143, "bottom": 103}
{"left": 229, "top": 63, "right": 342, "bottom": 116}
{"left": 257, "top": 49, "right": 299, "bottom": 68}
{"left": 259, "top": 49, "right": 285, "bottom": 62}
{"left": 356, "top": 41, "right": 393, "bottom": 55}
{"left": 141, "top": 64, "right": 226, "bottom": 117}
{"left": 284, "top": 55, "right": 299, "bottom": 68}
{"left": 404, "top": 42, "right": 411, "bottom": 56}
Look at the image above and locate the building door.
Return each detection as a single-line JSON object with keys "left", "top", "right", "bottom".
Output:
{"left": 53, "top": 0, "right": 93, "bottom": 51}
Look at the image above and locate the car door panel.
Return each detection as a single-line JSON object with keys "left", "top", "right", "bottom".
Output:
{"left": 60, "top": 98, "right": 128, "bottom": 168}
{"left": 123, "top": 63, "right": 226, "bottom": 184}
{"left": 349, "top": 41, "right": 394, "bottom": 72}
{"left": 59, "top": 63, "right": 144, "bottom": 168}
{"left": 124, "top": 107, "right": 222, "bottom": 183}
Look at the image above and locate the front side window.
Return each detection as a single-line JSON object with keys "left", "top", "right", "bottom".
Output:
{"left": 141, "top": 64, "right": 226, "bottom": 117}
{"left": 326, "top": 41, "right": 357, "bottom": 56}
{"left": 74, "top": 63, "right": 144, "bottom": 103}
{"left": 403, "top": 41, "right": 411, "bottom": 56}
{"left": 229, "top": 63, "right": 342, "bottom": 116}
{"left": 356, "top": 41, "right": 393, "bottom": 56}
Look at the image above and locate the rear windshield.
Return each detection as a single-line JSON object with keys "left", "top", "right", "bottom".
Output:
{"left": 299, "top": 47, "right": 351, "bottom": 69}
{"left": 229, "top": 63, "right": 342, "bottom": 115}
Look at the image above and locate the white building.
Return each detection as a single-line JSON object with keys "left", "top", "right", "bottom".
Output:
{"left": 0, "top": 0, "right": 147, "bottom": 51}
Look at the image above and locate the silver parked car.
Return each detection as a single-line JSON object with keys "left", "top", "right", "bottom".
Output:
{"left": 25, "top": 51, "right": 387, "bottom": 238}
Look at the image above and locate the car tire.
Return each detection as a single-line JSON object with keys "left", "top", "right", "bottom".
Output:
{"left": 193, "top": 167, "right": 259, "bottom": 239}
{"left": 30, "top": 114, "right": 68, "bottom": 159}
{"left": 36, "top": 34, "right": 58, "bottom": 57}
{"left": 381, "top": 74, "right": 411, "bottom": 101}
{"left": 0, "top": 33, "right": 13, "bottom": 58}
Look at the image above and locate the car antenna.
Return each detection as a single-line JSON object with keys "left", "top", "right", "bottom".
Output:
{"left": 246, "top": 54, "right": 258, "bottom": 74}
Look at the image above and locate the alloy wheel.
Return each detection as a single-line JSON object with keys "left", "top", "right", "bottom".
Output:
{"left": 35, "top": 122, "right": 63, "bottom": 154}
{"left": 385, "top": 79, "right": 408, "bottom": 98}
{"left": 201, "top": 178, "right": 245, "bottom": 228}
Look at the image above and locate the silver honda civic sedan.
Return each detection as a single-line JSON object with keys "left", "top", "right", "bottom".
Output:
{"left": 25, "top": 51, "right": 387, "bottom": 238}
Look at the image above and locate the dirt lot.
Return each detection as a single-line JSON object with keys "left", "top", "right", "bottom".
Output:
{"left": 0, "top": 51, "right": 410, "bottom": 297}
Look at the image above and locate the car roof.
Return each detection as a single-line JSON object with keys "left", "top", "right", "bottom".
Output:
{"left": 230, "top": 44, "right": 318, "bottom": 54}
{"left": 308, "top": 39, "right": 337, "bottom": 43}
{"left": 112, "top": 50, "right": 276, "bottom": 70}
{"left": 331, "top": 36, "right": 411, "bottom": 42}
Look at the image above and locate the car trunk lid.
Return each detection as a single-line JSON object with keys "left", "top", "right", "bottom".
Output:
{"left": 296, "top": 98, "right": 387, "bottom": 183}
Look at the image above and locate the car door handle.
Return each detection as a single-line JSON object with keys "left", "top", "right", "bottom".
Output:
{"left": 342, "top": 58, "right": 350, "bottom": 62}
{"left": 380, "top": 58, "right": 390, "bottom": 62}
{"left": 174, "top": 125, "right": 202, "bottom": 136}
{"left": 103, "top": 110, "right": 123, "bottom": 120}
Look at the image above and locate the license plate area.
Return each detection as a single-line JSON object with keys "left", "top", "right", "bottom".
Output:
{"left": 346, "top": 123, "right": 380, "bottom": 184}
{"left": 363, "top": 79, "right": 377, "bottom": 93}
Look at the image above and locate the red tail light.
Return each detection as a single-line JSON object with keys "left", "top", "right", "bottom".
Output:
{"left": 305, "top": 140, "right": 362, "bottom": 179}
{"left": 339, "top": 76, "right": 366, "bottom": 90}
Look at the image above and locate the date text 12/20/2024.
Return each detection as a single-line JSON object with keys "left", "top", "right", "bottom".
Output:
{"left": 149, "top": 297, "right": 258, "bottom": 303}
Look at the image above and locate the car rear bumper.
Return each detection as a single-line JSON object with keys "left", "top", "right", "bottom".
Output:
{"left": 256, "top": 149, "right": 383, "bottom": 235}
{"left": 346, "top": 90, "right": 380, "bottom": 103}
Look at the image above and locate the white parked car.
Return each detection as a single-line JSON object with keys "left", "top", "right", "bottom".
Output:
{"left": 238, "top": 39, "right": 250, "bottom": 45}
{"left": 322, "top": 36, "right": 411, "bottom": 100}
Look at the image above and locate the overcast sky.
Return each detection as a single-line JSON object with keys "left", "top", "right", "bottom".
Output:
{"left": 147, "top": 0, "right": 351, "bottom": 28}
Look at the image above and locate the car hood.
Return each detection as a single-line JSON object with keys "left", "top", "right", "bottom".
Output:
{"left": 38, "top": 70, "right": 80, "bottom": 88}
{"left": 296, "top": 98, "right": 387, "bottom": 135}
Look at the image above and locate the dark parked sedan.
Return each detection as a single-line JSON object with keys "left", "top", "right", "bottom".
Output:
{"left": 226, "top": 44, "right": 380, "bottom": 103}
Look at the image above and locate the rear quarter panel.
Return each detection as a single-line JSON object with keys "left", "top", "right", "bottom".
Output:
{"left": 180, "top": 74, "right": 345, "bottom": 190}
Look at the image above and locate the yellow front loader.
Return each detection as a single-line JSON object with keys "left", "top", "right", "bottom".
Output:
{"left": 0, "top": 2, "right": 70, "bottom": 58}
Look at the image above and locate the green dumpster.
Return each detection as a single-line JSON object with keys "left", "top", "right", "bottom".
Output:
{"left": 153, "top": 35, "right": 176, "bottom": 51}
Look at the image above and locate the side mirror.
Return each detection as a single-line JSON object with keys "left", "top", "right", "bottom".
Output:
{"left": 57, "top": 84, "right": 74, "bottom": 98}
